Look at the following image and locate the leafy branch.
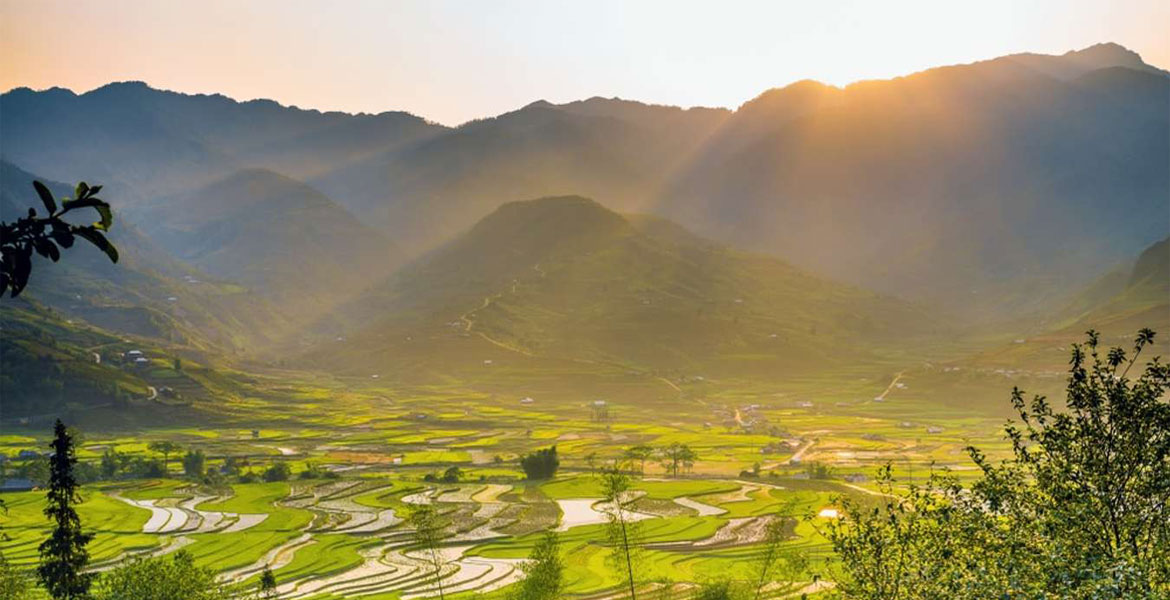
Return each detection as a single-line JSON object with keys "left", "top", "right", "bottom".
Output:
{"left": 0, "top": 180, "right": 118, "bottom": 297}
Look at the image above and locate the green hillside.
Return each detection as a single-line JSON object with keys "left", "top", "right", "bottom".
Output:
{"left": 308, "top": 196, "right": 944, "bottom": 379}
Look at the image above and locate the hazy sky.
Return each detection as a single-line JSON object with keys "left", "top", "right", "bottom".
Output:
{"left": 2, "top": 0, "right": 1167, "bottom": 125}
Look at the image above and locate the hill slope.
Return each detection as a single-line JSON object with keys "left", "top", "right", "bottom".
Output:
{"left": 308, "top": 196, "right": 943, "bottom": 379}
{"left": 140, "top": 168, "right": 402, "bottom": 314}
{"left": 1, "top": 161, "right": 291, "bottom": 353}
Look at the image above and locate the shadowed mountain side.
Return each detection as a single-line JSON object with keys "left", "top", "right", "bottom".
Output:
{"left": 139, "top": 168, "right": 403, "bottom": 317}
{"left": 0, "top": 161, "right": 290, "bottom": 354}
{"left": 0, "top": 81, "right": 445, "bottom": 204}
{"left": 303, "top": 196, "right": 945, "bottom": 380}
{"left": 966, "top": 237, "right": 1170, "bottom": 370}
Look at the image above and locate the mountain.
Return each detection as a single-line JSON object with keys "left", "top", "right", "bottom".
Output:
{"left": 0, "top": 81, "right": 444, "bottom": 203}
{"left": 305, "top": 196, "right": 943, "bottom": 380}
{"left": 139, "top": 168, "right": 403, "bottom": 314}
{"left": 2, "top": 43, "right": 1166, "bottom": 324}
{"left": 309, "top": 98, "right": 731, "bottom": 250}
{"left": 660, "top": 44, "right": 1169, "bottom": 317}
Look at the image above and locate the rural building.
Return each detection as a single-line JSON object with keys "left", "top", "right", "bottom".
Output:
{"left": 0, "top": 478, "right": 37, "bottom": 492}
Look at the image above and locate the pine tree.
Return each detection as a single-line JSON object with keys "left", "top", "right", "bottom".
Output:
{"left": 38, "top": 419, "right": 94, "bottom": 599}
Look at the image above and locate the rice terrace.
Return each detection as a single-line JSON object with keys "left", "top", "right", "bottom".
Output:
{"left": 1, "top": 2, "right": 1169, "bottom": 599}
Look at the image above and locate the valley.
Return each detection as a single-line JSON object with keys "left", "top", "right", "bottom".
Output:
{"left": 1, "top": 38, "right": 1167, "bottom": 599}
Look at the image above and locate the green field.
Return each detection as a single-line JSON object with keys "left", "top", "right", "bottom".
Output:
{"left": 0, "top": 351, "right": 1035, "bottom": 599}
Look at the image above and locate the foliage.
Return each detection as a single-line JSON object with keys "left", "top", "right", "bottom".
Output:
{"left": 825, "top": 329, "right": 1170, "bottom": 599}
{"left": 750, "top": 508, "right": 806, "bottom": 600}
{"left": 692, "top": 580, "right": 741, "bottom": 600}
{"left": 1, "top": 181, "right": 117, "bottom": 297}
{"left": 601, "top": 466, "right": 642, "bottom": 600}
{"left": 147, "top": 441, "right": 180, "bottom": 473}
{"left": 623, "top": 445, "right": 655, "bottom": 475}
{"left": 0, "top": 553, "right": 30, "bottom": 600}
{"left": 441, "top": 465, "right": 463, "bottom": 483}
{"left": 263, "top": 462, "right": 290, "bottom": 482}
{"left": 659, "top": 443, "right": 697, "bottom": 477}
{"left": 258, "top": 564, "right": 277, "bottom": 599}
{"left": 408, "top": 504, "right": 449, "bottom": 600}
{"left": 520, "top": 446, "right": 559, "bottom": 480}
{"left": 510, "top": 530, "right": 563, "bottom": 600}
{"left": 38, "top": 419, "right": 94, "bottom": 599}
{"left": 0, "top": 499, "right": 30, "bottom": 600}
{"left": 182, "top": 450, "right": 206, "bottom": 479}
{"left": 94, "top": 551, "right": 240, "bottom": 600}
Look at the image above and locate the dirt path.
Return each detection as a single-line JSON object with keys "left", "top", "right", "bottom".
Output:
{"left": 874, "top": 371, "right": 905, "bottom": 401}
{"left": 784, "top": 440, "right": 816, "bottom": 465}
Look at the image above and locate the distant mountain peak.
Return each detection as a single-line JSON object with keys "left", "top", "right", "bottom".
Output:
{"left": 1063, "top": 42, "right": 1145, "bottom": 66}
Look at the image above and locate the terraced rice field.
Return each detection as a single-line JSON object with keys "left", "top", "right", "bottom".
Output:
{"left": 1, "top": 362, "right": 1021, "bottom": 597}
{"left": 1, "top": 473, "right": 851, "bottom": 598}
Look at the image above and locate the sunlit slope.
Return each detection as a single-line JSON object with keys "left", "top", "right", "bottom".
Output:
{"left": 309, "top": 196, "right": 943, "bottom": 378}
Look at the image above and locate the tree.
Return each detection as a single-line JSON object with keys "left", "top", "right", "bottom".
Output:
{"left": 623, "top": 445, "right": 654, "bottom": 476}
{"left": 659, "top": 443, "right": 697, "bottom": 477}
{"left": 38, "top": 419, "right": 94, "bottom": 599}
{"left": 441, "top": 466, "right": 462, "bottom": 483}
{"left": 584, "top": 451, "right": 598, "bottom": 475}
{"left": 94, "top": 550, "right": 239, "bottom": 600}
{"left": 520, "top": 446, "right": 559, "bottom": 480}
{"left": 749, "top": 507, "right": 806, "bottom": 600}
{"left": 1, "top": 181, "right": 117, "bottom": 298}
{"left": 147, "top": 441, "right": 180, "bottom": 475}
{"left": 601, "top": 465, "right": 641, "bottom": 600}
{"left": 182, "top": 450, "right": 205, "bottom": 479}
{"left": 825, "top": 329, "right": 1170, "bottom": 598}
{"left": 100, "top": 449, "right": 120, "bottom": 479}
{"left": 408, "top": 505, "right": 449, "bottom": 600}
{"left": 510, "top": 531, "right": 563, "bottom": 600}
{"left": 258, "top": 564, "right": 277, "bottom": 599}
{"left": 263, "top": 462, "right": 290, "bottom": 483}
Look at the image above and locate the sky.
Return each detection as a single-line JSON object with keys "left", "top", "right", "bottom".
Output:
{"left": 2, "top": 0, "right": 1167, "bottom": 126}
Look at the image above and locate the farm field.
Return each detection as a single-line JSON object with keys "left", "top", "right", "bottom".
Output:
{"left": 1, "top": 355, "right": 1029, "bottom": 598}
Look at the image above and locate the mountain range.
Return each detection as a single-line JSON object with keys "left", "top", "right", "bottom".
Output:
{"left": 1, "top": 42, "right": 1166, "bottom": 396}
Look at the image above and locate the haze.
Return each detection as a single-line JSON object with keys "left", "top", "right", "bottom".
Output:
{"left": 1, "top": 0, "right": 1167, "bottom": 125}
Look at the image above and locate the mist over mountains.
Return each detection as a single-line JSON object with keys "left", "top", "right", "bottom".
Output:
{"left": 1, "top": 42, "right": 1166, "bottom": 372}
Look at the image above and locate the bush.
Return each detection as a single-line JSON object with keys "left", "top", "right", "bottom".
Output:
{"left": 95, "top": 551, "right": 237, "bottom": 600}
{"left": 520, "top": 446, "right": 559, "bottom": 480}
{"left": 263, "top": 462, "right": 290, "bottom": 483}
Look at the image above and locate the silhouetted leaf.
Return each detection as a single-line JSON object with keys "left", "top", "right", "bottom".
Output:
{"left": 34, "top": 181, "right": 57, "bottom": 214}
{"left": 75, "top": 182, "right": 89, "bottom": 199}
{"left": 73, "top": 227, "right": 119, "bottom": 263}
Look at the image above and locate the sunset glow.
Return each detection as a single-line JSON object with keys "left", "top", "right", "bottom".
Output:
{"left": 2, "top": 0, "right": 1167, "bottom": 124}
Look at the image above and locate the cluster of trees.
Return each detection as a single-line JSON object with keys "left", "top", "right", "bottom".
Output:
{"left": 617, "top": 442, "right": 697, "bottom": 476}
{"left": 520, "top": 446, "right": 559, "bottom": 480}
{"left": 423, "top": 466, "right": 463, "bottom": 483}
{"left": 823, "top": 329, "right": 1170, "bottom": 599}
